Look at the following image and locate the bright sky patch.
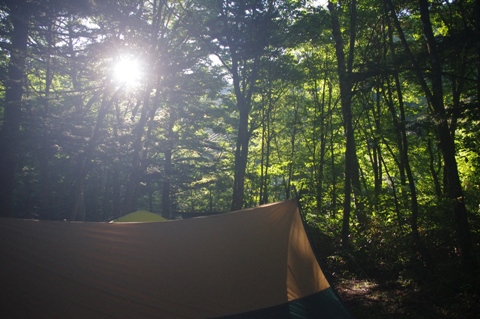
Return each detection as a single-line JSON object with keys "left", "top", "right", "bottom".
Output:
{"left": 112, "top": 57, "right": 142, "bottom": 88}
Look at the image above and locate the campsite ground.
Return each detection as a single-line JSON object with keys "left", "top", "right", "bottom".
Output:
{"left": 331, "top": 267, "right": 480, "bottom": 319}
{"left": 306, "top": 220, "right": 480, "bottom": 318}
{"left": 334, "top": 278, "right": 431, "bottom": 318}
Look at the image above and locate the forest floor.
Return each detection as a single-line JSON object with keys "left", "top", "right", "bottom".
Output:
{"left": 331, "top": 271, "right": 480, "bottom": 319}
{"left": 334, "top": 277, "right": 432, "bottom": 318}
{"left": 308, "top": 225, "right": 480, "bottom": 318}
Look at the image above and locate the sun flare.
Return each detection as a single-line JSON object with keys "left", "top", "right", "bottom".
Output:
{"left": 112, "top": 58, "right": 142, "bottom": 88}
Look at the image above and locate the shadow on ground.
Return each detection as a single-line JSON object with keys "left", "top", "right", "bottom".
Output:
{"left": 333, "top": 276, "right": 480, "bottom": 319}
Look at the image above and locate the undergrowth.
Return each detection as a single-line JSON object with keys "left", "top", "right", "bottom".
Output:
{"left": 303, "top": 203, "right": 480, "bottom": 319}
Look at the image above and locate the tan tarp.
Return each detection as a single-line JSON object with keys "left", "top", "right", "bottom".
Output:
{"left": 0, "top": 200, "right": 330, "bottom": 319}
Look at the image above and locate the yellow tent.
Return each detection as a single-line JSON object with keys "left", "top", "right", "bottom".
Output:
{"left": 111, "top": 210, "right": 168, "bottom": 222}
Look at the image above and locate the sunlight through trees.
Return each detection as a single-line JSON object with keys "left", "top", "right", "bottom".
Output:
{"left": 0, "top": 2, "right": 479, "bottom": 314}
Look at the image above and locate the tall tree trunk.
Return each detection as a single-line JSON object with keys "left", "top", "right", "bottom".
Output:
{"left": 260, "top": 89, "right": 273, "bottom": 205}
{"left": 383, "top": 1, "right": 432, "bottom": 265}
{"left": 259, "top": 101, "right": 266, "bottom": 205}
{"left": 264, "top": 102, "right": 272, "bottom": 204}
{"left": 0, "top": 2, "right": 29, "bottom": 217}
{"left": 314, "top": 65, "right": 328, "bottom": 214}
{"left": 387, "top": 0, "right": 475, "bottom": 271}
{"left": 286, "top": 100, "right": 300, "bottom": 200}
{"left": 231, "top": 102, "right": 250, "bottom": 211}
{"left": 328, "top": 0, "right": 365, "bottom": 246}
{"left": 363, "top": 88, "right": 382, "bottom": 207}
{"left": 392, "top": 69, "right": 429, "bottom": 263}
{"left": 328, "top": 84, "right": 337, "bottom": 217}
{"left": 384, "top": 9, "right": 421, "bottom": 244}
{"left": 123, "top": 87, "right": 153, "bottom": 214}
{"left": 418, "top": 0, "right": 474, "bottom": 271}
{"left": 70, "top": 89, "right": 114, "bottom": 220}
{"left": 374, "top": 87, "right": 382, "bottom": 197}
{"left": 384, "top": 81, "right": 406, "bottom": 217}
{"left": 39, "top": 19, "right": 55, "bottom": 220}
{"left": 384, "top": 80, "right": 407, "bottom": 201}
{"left": 161, "top": 115, "right": 175, "bottom": 219}
{"left": 230, "top": 55, "right": 258, "bottom": 211}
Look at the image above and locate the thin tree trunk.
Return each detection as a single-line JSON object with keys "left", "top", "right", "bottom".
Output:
{"left": 260, "top": 89, "right": 272, "bottom": 205}
{"left": 380, "top": 153, "right": 402, "bottom": 224}
{"left": 384, "top": 4, "right": 430, "bottom": 263}
{"left": 374, "top": 87, "right": 382, "bottom": 197}
{"left": 39, "top": 19, "right": 55, "bottom": 220}
{"left": 328, "top": 1, "right": 351, "bottom": 246}
{"left": 263, "top": 101, "right": 272, "bottom": 204}
{"left": 259, "top": 100, "right": 266, "bottom": 205}
{"left": 286, "top": 99, "right": 300, "bottom": 200}
{"left": 161, "top": 115, "right": 175, "bottom": 219}
{"left": 314, "top": 64, "right": 328, "bottom": 214}
{"left": 362, "top": 89, "right": 382, "bottom": 207}
{"left": 384, "top": 80, "right": 407, "bottom": 201}
{"left": 328, "top": 84, "right": 337, "bottom": 217}
{"left": 427, "top": 138, "right": 443, "bottom": 198}
{"left": 70, "top": 89, "right": 115, "bottom": 220}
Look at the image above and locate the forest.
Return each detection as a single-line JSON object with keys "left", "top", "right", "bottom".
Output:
{"left": 0, "top": 0, "right": 479, "bottom": 317}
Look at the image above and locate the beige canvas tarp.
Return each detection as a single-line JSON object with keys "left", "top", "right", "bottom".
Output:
{"left": 0, "top": 200, "right": 351, "bottom": 319}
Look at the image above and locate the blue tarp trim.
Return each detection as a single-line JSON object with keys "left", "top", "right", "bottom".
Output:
{"left": 214, "top": 287, "right": 354, "bottom": 319}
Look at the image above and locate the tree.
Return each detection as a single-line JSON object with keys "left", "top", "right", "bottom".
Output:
{"left": 0, "top": 0, "right": 30, "bottom": 217}
{"left": 385, "top": 0, "right": 476, "bottom": 273}
{"left": 188, "top": 0, "right": 292, "bottom": 211}
{"left": 327, "top": 0, "right": 366, "bottom": 246}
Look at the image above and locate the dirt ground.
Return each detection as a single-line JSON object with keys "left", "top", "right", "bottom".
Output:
{"left": 333, "top": 277, "right": 480, "bottom": 319}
